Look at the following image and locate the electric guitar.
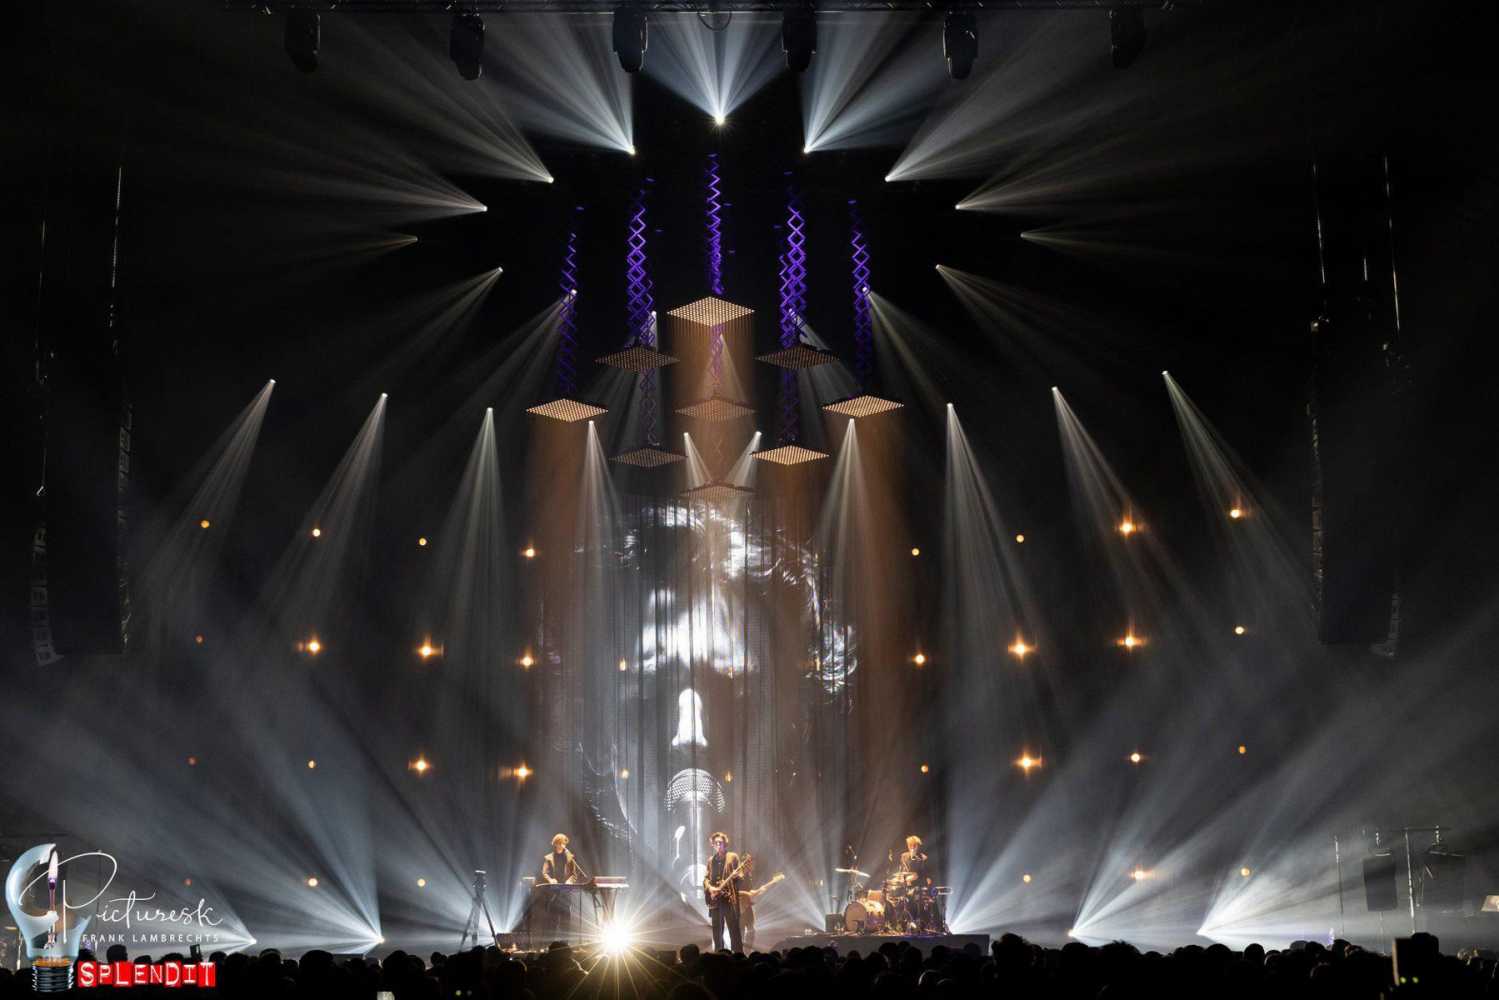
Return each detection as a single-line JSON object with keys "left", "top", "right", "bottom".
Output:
{"left": 739, "top": 872, "right": 786, "bottom": 901}
{"left": 704, "top": 853, "right": 753, "bottom": 907}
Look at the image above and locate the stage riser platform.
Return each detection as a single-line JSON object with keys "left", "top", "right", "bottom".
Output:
{"left": 771, "top": 934, "right": 988, "bottom": 956}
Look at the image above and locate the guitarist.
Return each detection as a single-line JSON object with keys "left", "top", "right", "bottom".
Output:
{"left": 737, "top": 866, "right": 785, "bottom": 952}
{"left": 703, "top": 831, "right": 744, "bottom": 952}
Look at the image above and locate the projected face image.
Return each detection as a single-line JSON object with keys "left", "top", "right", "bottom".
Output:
{"left": 620, "top": 503, "right": 857, "bottom": 693}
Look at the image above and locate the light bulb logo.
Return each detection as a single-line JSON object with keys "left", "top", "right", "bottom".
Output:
{"left": 5, "top": 844, "right": 92, "bottom": 993}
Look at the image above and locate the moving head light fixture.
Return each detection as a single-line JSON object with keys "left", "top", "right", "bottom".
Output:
{"left": 943, "top": 11, "right": 977, "bottom": 81}
{"left": 450, "top": 11, "right": 485, "bottom": 80}
{"left": 781, "top": 5, "right": 817, "bottom": 73}
{"left": 613, "top": 4, "right": 649, "bottom": 73}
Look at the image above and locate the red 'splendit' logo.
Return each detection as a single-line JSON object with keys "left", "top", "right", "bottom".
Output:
{"left": 75, "top": 961, "right": 217, "bottom": 989}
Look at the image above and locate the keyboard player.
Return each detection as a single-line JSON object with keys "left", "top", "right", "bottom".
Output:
{"left": 537, "top": 833, "right": 583, "bottom": 939}
{"left": 541, "top": 834, "right": 583, "bottom": 885}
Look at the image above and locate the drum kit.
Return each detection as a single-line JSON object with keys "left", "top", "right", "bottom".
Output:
{"left": 834, "top": 867, "right": 948, "bottom": 935}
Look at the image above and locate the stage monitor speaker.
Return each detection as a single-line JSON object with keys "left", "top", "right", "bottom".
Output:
{"left": 824, "top": 913, "right": 844, "bottom": 934}
{"left": 1363, "top": 852, "right": 1398, "bottom": 912}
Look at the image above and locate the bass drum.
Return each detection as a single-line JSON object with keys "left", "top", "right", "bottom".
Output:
{"left": 843, "top": 898, "right": 885, "bottom": 932}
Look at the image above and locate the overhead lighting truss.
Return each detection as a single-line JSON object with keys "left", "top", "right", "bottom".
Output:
{"left": 236, "top": 1, "right": 1185, "bottom": 11}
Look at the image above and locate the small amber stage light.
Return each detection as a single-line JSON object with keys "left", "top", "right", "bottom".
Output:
{"left": 199, "top": 519, "right": 211, "bottom": 530}
{"left": 1129, "top": 751, "right": 1143, "bottom": 765}
{"left": 410, "top": 756, "right": 431, "bottom": 775}
{"left": 1009, "top": 639, "right": 1034, "bottom": 659}
{"left": 913, "top": 652, "right": 927, "bottom": 666}
{"left": 1016, "top": 753, "right": 1042, "bottom": 773}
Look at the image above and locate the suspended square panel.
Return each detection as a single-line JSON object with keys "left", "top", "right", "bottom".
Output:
{"left": 680, "top": 481, "right": 755, "bottom": 504}
{"left": 757, "top": 345, "right": 838, "bottom": 369}
{"left": 822, "top": 394, "right": 904, "bottom": 419}
{"left": 677, "top": 394, "right": 754, "bottom": 423}
{"left": 597, "top": 346, "right": 680, "bottom": 373}
{"left": 526, "top": 398, "right": 608, "bottom": 423}
{"left": 752, "top": 444, "right": 829, "bottom": 466}
{"left": 666, "top": 296, "right": 755, "bottom": 328}
{"left": 612, "top": 446, "right": 686, "bottom": 468}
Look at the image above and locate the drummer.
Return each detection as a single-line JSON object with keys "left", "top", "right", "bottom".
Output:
{"left": 898, "top": 835, "right": 928, "bottom": 884}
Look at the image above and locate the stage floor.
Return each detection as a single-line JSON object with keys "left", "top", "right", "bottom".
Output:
{"left": 769, "top": 934, "right": 990, "bottom": 956}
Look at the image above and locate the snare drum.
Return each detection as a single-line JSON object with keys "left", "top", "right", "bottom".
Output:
{"left": 843, "top": 898, "right": 885, "bottom": 932}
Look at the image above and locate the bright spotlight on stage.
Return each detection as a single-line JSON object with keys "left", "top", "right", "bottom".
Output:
{"left": 198, "top": 518, "right": 211, "bottom": 530}
{"left": 1228, "top": 505, "right": 1245, "bottom": 519}
{"left": 1008, "top": 638, "right": 1034, "bottom": 659}
{"left": 1110, "top": 6, "right": 1147, "bottom": 69}
{"left": 1117, "top": 517, "right": 1139, "bottom": 536}
{"left": 942, "top": 12, "right": 978, "bottom": 81}
{"left": 601, "top": 922, "right": 634, "bottom": 955}
{"left": 450, "top": 12, "right": 485, "bottom": 81}
{"left": 410, "top": 755, "right": 431, "bottom": 775}
{"left": 1117, "top": 632, "right": 1145, "bottom": 650}
{"left": 782, "top": 6, "right": 817, "bottom": 73}
{"left": 1015, "top": 752, "right": 1041, "bottom": 773}
{"left": 613, "top": 5, "right": 649, "bottom": 74}
{"left": 1129, "top": 751, "right": 1143, "bottom": 764}
{"left": 1130, "top": 866, "right": 1151, "bottom": 881}
{"left": 284, "top": 10, "right": 319, "bottom": 73}
{"left": 714, "top": 114, "right": 727, "bottom": 127}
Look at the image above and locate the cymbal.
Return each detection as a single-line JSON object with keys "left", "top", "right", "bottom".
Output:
{"left": 834, "top": 868, "right": 871, "bottom": 878}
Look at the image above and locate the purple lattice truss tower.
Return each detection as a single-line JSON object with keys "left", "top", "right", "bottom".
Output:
{"left": 626, "top": 182, "right": 662, "bottom": 444}
{"left": 706, "top": 154, "right": 725, "bottom": 296}
{"left": 556, "top": 207, "right": 582, "bottom": 397}
{"left": 850, "top": 199, "right": 873, "bottom": 388}
{"left": 777, "top": 179, "right": 807, "bottom": 443}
